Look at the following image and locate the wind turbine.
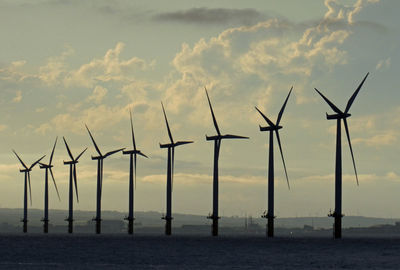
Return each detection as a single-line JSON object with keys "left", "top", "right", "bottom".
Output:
{"left": 255, "top": 87, "right": 292, "bottom": 238}
{"left": 86, "top": 125, "right": 125, "bottom": 234}
{"left": 63, "top": 137, "right": 87, "bottom": 233}
{"left": 12, "top": 150, "right": 45, "bottom": 233}
{"left": 39, "top": 137, "right": 61, "bottom": 233}
{"left": 159, "top": 102, "right": 193, "bottom": 235}
{"left": 314, "top": 72, "right": 369, "bottom": 239}
{"left": 123, "top": 109, "right": 148, "bottom": 235}
{"left": 204, "top": 87, "right": 248, "bottom": 236}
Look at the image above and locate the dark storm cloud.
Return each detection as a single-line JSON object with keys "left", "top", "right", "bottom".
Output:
{"left": 153, "top": 8, "right": 267, "bottom": 26}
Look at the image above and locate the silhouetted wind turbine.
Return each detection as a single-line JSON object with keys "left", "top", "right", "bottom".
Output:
{"left": 12, "top": 150, "right": 45, "bottom": 233}
{"left": 86, "top": 125, "right": 125, "bottom": 234}
{"left": 159, "top": 102, "right": 193, "bottom": 235}
{"left": 123, "top": 109, "right": 148, "bottom": 235}
{"left": 39, "top": 137, "right": 61, "bottom": 233}
{"left": 204, "top": 87, "right": 248, "bottom": 236}
{"left": 63, "top": 137, "right": 87, "bottom": 233}
{"left": 315, "top": 72, "right": 369, "bottom": 239}
{"left": 255, "top": 87, "right": 292, "bottom": 238}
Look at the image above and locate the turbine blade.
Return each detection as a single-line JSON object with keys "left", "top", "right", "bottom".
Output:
{"left": 29, "top": 155, "right": 46, "bottom": 170}
{"left": 255, "top": 106, "right": 275, "bottom": 127}
{"left": 314, "top": 88, "right": 342, "bottom": 114}
{"left": 28, "top": 172, "right": 32, "bottom": 206}
{"left": 276, "top": 86, "right": 293, "bottom": 125}
{"left": 345, "top": 72, "right": 369, "bottom": 113}
{"left": 12, "top": 150, "right": 28, "bottom": 169}
{"left": 73, "top": 164, "right": 79, "bottom": 203}
{"left": 205, "top": 87, "right": 221, "bottom": 136}
{"left": 134, "top": 154, "right": 137, "bottom": 190}
{"left": 85, "top": 124, "right": 102, "bottom": 156}
{"left": 161, "top": 102, "right": 174, "bottom": 144}
{"left": 49, "top": 168, "right": 61, "bottom": 201}
{"left": 49, "top": 137, "right": 58, "bottom": 165}
{"left": 130, "top": 108, "right": 137, "bottom": 151}
{"left": 343, "top": 118, "right": 359, "bottom": 186}
{"left": 63, "top": 137, "right": 74, "bottom": 160}
{"left": 138, "top": 151, "right": 148, "bottom": 158}
{"left": 104, "top": 148, "right": 125, "bottom": 158}
{"left": 76, "top": 148, "right": 87, "bottom": 161}
{"left": 275, "top": 131, "right": 290, "bottom": 190}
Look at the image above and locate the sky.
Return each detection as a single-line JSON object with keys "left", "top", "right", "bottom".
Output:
{"left": 0, "top": 0, "right": 399, "bottom": 219}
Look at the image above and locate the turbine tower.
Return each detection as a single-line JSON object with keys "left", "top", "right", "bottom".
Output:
{"left": 63, "top": 137, "right": 87, "bottom": 233}
{"left": 159, "top": 102, "right": 193, "bottom": 235}
{"left": 255, "top": 87, "right": 292, "bottom": 238}
{"left": 12, "top": 150, "right": 45, "bottom": 233}
{"left": 314, "top": 73, "right": 369, "bottom": 239}
{"left": 86, "top": 125, "right": 125, "bottom": 234}
{"left": 204, "top": 87, "right": 248, "bottom": 236}
{"left": 123, "top": 109, "right": 148, "bottom": 235}
{"left": 39, "top": 137, "right": 61, "bottom": 233}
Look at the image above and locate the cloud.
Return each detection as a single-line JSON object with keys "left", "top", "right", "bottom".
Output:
{"left": 375, "top": 57, "right": 391, "bottom": 70}
{"left": 153, "top": 8, "right": 266, "bottom": 26}
{"left": 35, "top": 107, "right": 45, "bottom": 113}
{"left": 38, "top": 45, "right": 74, "bottom": 86}
{"left": 325, "top": 112, "right": 397, "bottom": 148}
{"left": 35, "top": 123, "right": 51, "bottom": 135}
{"left": 353, "top": 131, "right": 397, "bottom": 147}
{"left": 298, "top": 172, "right": 396, "bottom": 183}
{"left": 12, "top": 90, "right": 22, "bottom": 103}
{"left": 0, "top": 60, "right": 40, "bottom": 85}
{"left": 0, "top": 164, "right": 20, "bottom": 181}
{"left": 162, "top": 0, "right": 363, "bottom": 120}
{"left": 324, "top": 0, "right": 379, "bottom": 24}
{"left": 36, "top": 103, "right": 131, "bottom": 135}
{"left": 385, "top": 171, "right": 398, "bottom": 180}
{"left": 142, "top": 173, "right": 265, "bottom": 185}
{"left": 0, "top": 42, "right": 153, "bottom": 90}
{"left": 327, "top": 115, "right": 377, "bottom": 135}
{"left": 2, "top": 0, "right": 381, "bottom": 140}
{"left": 29, "top": 42, "right": 162, "bottom": 136}
{"left": 87, "top": 85, "right": 108, "bottom": 104}
{"left": 64, "top": 42, "right": 150, "bottom": 88}
{"left": 156, "top": 0, "right": 384, "bottom": 145}
{"left": 348, "top": 115, "right": 376, "bottom": 132}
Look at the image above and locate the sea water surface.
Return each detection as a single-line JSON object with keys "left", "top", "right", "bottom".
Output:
{"left": 0, "top": 234, "right": 398, "bottom": 269}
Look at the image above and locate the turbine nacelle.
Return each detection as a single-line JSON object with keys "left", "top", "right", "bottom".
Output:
{"left": 39, "top": 163, "right": 54, "bottom": 169}
{"left": 63, "top": 160, "right": 78, "bottom": 165}
{"left": 90, "top": 150, "right": 125, "bottom": 160}
{"left": 123, "top": 149, "right": 141, "bottom": 154}
{"left": 159, "top": 141, "right": 194, "bottom": 148}
{"left": 259, "top": 125, "right": 282, "bottom": 132}
{"left": 205, "top": 134, "right": 249, "bottom": 141}
{"left": 326, "top": 113, "right": 351, "bottom": 120}
{"left": 122, "top": 149, "right": 149, "bottom": 158}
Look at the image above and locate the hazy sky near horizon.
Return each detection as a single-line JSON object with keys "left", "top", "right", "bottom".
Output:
{"left": 0, "top": 0, "right": 399, "bottom": 219}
